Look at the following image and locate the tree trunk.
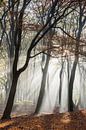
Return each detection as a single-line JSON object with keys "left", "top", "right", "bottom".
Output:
{"left": 6, "top": 58, "right": 14, "bottom": 101}
{"left": 34, "top": 55, "right": 50, "bottom": 114}
{"left": 68, "top": 57, "right": 78, "bottom": 112}
{"left": 1, "top": 72, "right": 19, "bottom": 120}
{"left": 68, "top": 7, "right": 84, "bottom": 111}
{"left": 5, "top": 44, "right": 14, "bottom": 102}
{"left": 59, "top": 60, "right": 64, "bottom": 105}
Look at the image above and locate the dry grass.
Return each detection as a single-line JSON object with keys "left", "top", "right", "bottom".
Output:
{"left": 0, "top": 109, "right": 86, "bottom": 130}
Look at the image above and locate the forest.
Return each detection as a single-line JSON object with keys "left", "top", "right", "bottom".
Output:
{"left": 0, "top": 0, "right": 86, "bottom": 129}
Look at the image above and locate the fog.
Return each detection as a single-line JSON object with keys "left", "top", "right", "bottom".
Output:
{"left": 0, "top": 55, "right": 86, "bottom": 116}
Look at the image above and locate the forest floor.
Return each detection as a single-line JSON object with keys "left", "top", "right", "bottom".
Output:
{"left": 0, "top": 109, "right": 86, "bottom": 130}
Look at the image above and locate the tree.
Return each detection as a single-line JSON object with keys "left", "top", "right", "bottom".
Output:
{"left": 33, "top": 0, "right": 55, "bottom": 114}
{"left": 68, "top": 1, "right": 86, "bottom": 111}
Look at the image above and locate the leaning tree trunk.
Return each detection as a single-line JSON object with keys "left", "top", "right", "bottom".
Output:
{"left": 1, "top": 72, "right": 19, "bottom": 119}
{"left": 34, "top": 55, "right": 50, "bottom": 114}
{"left": 5, "top": 47, "right": 14, "bottom": 102}
{"left": 1, "top": 43, "right": 20, "bottom": 120}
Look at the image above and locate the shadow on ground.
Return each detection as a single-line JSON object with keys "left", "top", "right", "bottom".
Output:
{"left": 0, "top": 109, "right": 86, "bottom": 130}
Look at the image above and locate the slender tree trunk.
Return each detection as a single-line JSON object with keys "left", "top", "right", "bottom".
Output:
{"left": 67, "top": 56, "right": 70, "bottom": 111}
{"left": 59, "top": 60, "right": 64, "bottom": 105}
{"left": 68, "top": 57, "right": 78, "bottom": 112}
{"left": 34, "top": 55, "right": 50, "bottom": 114}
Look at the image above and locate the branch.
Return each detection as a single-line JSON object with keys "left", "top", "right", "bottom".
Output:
{"left": 29, "top": 51, "right": 44, "bottom": 58}
{"left": 55, "top": 26, "right": 86, "bottom": 45}
{"left": 17, "top": 0, "right": 76, "bottom": 74}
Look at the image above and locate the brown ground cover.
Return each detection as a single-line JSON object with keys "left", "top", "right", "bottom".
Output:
{"left": 0, "top": 109, "right": 86, "bottom": 130}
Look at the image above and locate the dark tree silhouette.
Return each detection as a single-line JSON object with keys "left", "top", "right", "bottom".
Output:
{"left": 68, "top": 1, "right": 86, "bottom": 112}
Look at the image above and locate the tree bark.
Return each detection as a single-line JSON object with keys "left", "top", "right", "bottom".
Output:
{"left": 68, "top": 57, "right": 78, "bottom": 112}
{"left": 5, "top": 49, "right": 14, "bottom": 102}
{"left": 59, "top": 60, "right": 64, "bottom": 105}
{"left": 34, "top": 55, "right": 50, "bottom": 114}
{"left": 1, "top": 72, "right": 19, "bottom": 120}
